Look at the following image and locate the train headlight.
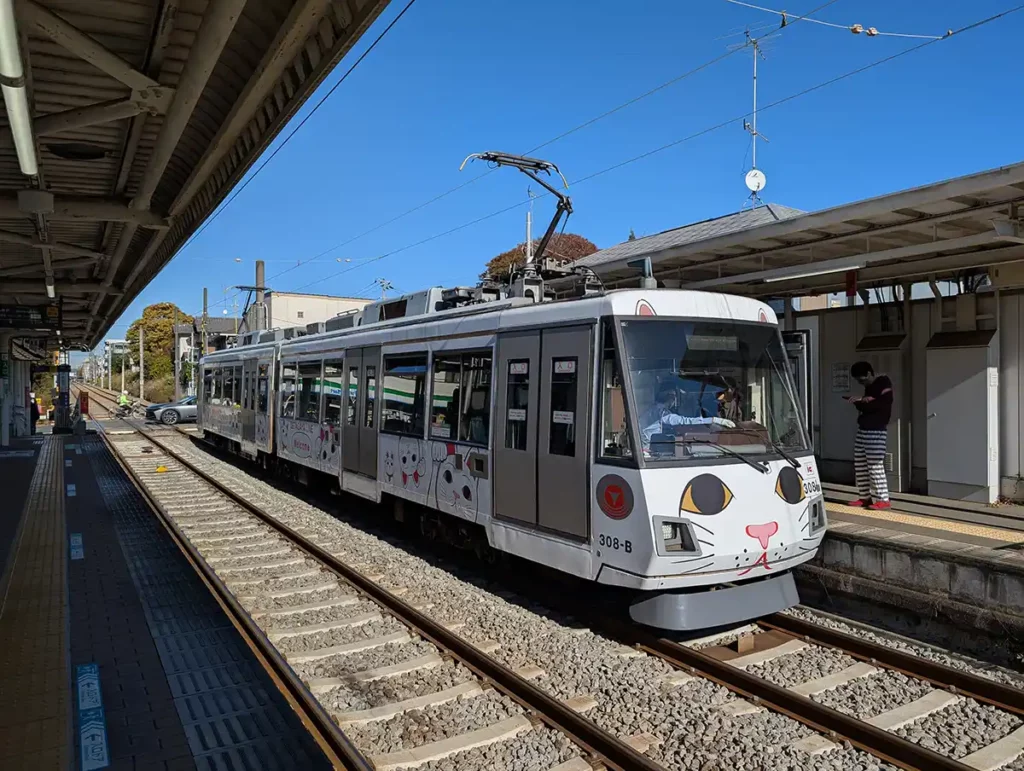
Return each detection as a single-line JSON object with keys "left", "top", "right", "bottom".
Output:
{"left": 661, "top": 521, "right": 697, "bottom": 552}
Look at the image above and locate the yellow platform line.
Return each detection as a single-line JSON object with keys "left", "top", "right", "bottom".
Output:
{"left": 826, "top": 501, "right": 1024, "bottom": 544}
{"left": 0, "top": 437, "right": 71, "bottom": 768}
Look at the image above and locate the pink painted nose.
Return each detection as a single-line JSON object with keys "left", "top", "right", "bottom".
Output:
{"left": 746, "top": 521, "right": 779, "bottom": 550}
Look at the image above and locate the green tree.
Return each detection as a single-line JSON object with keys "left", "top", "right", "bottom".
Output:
{"left": 481, "top": 233, "right": 598, "bottom": 280}
{"left": 125, "top": 302, "right": 193, "bottom": 381}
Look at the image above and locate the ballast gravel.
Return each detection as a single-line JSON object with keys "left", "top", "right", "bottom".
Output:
{"left": 415, "top": 726, "right": 580, "bottom": 771}
{"left": 274, "top": 617, "right": 405, "bottom": 654}
{"left": 812, "top": 670, "right": 933, "bottom": 720}
{"left": 239, "top": 586, "right": 345, "bottom": 612}
{"left": 743, "top": 644, "right": 855, "bottom": 689}
{"left": 893, "top": 699, "right": 1023, "bottom": 759}
{"left": 155, "top": 436, "right": 927, "bottom": 771}
{"left": 316, "top": 658, "right": 477, "bottom": 714}
{"left": 255, "top": 600, "right": 378, "bottom": 630}
{"left": 784, "top": 606, "right": 1024, "bottom": 689}
{"left": 345, "top": 688, "right": 522, "bottom": 754}
{"left": 296, "top": 639, "right": 437, "bottom": 680}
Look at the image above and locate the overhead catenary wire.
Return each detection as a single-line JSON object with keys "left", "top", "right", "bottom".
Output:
{"left": 270, "top": 2, "right": 1023, "bottom": 300}
{"left": 722, "top": 0, "right": 950, "bottom": 39}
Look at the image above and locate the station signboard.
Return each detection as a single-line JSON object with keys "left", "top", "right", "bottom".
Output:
{"left": 0, "top": 303, "right": 61, "bottom": 330}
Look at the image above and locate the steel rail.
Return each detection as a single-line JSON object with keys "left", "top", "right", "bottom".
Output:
{"left": 760, "top": 613, "right": 1024, "bottom": 716}
{"left": 131, "top": 428, "right": 664, "bottom": 771}
{"left": 96, "top": 428, "right": 375, "bottom": 771}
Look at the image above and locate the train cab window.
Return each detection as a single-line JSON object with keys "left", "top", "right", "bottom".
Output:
{"left": 364, "top": 365, "right": 377, "bottom": 428}
{"left": 323, "top": 360, "right": 344, "bottom": 426}
{"left": 505, "top": 359, "right": 529, "bottom": 451}
{"left": 257, "top": 364, "right": 269, "bottom": 413}
{"left": 382, "top": 354, "right": 427, "bottom": 436}
{"left": 280, "top": 362, "right": 297, "bottom": 418}
{"left": 600, "top": 321, "right": 633, "bottom": 459}
{"left": 297, "top": 361, "right": 322, "bottom": 422}
{"left": 460, "top": 354, "right": 491, "bottom": 445}
{"left": 549, "top": 358, "right": 578, "bottom": 457}
{"left": 346, "top": 366, "right": 359, "bottom": 425}
{"left": 430, "top": 355, "right": 461, "bottom": 440}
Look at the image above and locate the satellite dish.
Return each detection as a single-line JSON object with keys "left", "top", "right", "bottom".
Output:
{"left": 745, "top": 168, "right": 767, "bottom": 193}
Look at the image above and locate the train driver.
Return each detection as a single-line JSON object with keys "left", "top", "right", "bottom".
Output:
{"left": 640, "top": 384, "right": 735, "bottom": 457}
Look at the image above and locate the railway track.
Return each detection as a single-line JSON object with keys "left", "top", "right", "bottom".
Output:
{"left": 82, "top": 387, "right": 663, "bottom": 771}
{"left": 78, "top": 383, "right": 1024, "bottom": 771}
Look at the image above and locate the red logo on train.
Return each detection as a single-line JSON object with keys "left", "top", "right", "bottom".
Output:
{"left": 597, "top": 474, "right": 634, "bottom": 520}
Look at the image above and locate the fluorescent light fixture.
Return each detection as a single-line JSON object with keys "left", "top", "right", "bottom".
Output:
{"left": 0, "top": 0, "right": 37, "bottom": 176}
{"left": 45, "top": 281, "right": 55, "bottom": 299}
{"left": 763, "top": 263, "right": 865, "bottom": 284}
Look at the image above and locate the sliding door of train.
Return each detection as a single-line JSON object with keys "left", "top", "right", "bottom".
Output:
{"left": 495, "top": 326, "right": 593, "bottom": 539}
{"left": 342, "top": 346, "right": 379, "bottom": 478}
{"left": 240, "top": 358, "right": 258, "bottom": 456}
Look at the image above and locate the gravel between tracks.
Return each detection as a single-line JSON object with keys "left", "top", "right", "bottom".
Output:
{"left": 811, "top": 671, "right": 933, "bottom": 720}
{"left": 416, "top": 726, "right": 580, "bottom": 771}
{"left": 743, "top": 644, "right": 854, "bottom": 689}
{"left": 274, "top": 616, "right": 406, "bottom": 654}
{"left": 296, "top": 639, "right": 438, "bottom": 680}
{"left": 316, "top": 658, "right": 478, "bottom": 713}
{"left": 893, "top": 699, "right": 1023, "bottom": 759}
{"left": 153, "top": 435, "right": 943, "bottom": 771}
{"left": 345, "top": 688, "right": 522, "bottom": 753}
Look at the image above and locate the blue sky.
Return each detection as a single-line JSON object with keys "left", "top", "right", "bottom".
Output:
{"left": 86, "top": 0, "right": 1024, "bottom": 358}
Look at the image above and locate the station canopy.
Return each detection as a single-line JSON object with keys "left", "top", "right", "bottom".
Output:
{"left": 579, "top": 161, "right": 1024, "bottom": 297}
{"left": 0, "top": 0, "right": 390, "bottom": 349}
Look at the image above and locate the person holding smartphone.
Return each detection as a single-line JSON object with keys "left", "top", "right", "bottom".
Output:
{"left": 845, "top": 361, "right": 893, "bottom": 510}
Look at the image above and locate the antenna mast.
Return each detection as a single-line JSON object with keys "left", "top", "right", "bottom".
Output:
{"left": 740, "top": 30, "right": 769, "bottom": 207}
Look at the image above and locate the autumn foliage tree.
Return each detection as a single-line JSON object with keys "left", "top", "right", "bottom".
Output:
{"left": 126, "top": 302, "right": 193, "bottom": 381}
{"left": 481, "top": 233, "right": 599, "bottom": 280}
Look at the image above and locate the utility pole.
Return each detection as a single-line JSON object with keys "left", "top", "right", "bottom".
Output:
{"left": 202, "top": 287, "right": 209, "bottom": 357}
{"left": 120, "top": 345, "right": 125, "bottom": 392}
{"left": 173, "top": 308, "right": 180, "bottom": 402}
{"left": 255, "top": 259, "right": 265, "bottom": 332}
{"left": 139, "top": 327, "right": 144, "bottom": 401}
{"left": 376, "top": 278, "right": 393, "bottom": 300}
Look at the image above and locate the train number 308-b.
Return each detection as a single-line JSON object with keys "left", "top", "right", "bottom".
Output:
{"left": 598, "top": 534, "right": 632, "bottom": 553}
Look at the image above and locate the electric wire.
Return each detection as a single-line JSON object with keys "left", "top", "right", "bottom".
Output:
{"left": 723, "top": 0, "right": 949, "bottom": 39}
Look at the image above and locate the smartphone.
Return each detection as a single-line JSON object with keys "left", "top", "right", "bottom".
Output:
{"left": 841, "top": 395, "right": 852, "bottom": 401}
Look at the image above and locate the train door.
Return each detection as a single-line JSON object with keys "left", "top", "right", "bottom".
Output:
{"left": 241, "top": 359, "right": 257, "bottom": 456}
{"left": 342, "top": 347, "right": 379, "bottom": 478}
{"left": 782, "top": 330, "right": 812, "bottom": 443}
{"left": 537, "top": 326, "right": 592, "bottom": 539}
{"left": 494, "top": 326, "right": 592, "bottom": 539}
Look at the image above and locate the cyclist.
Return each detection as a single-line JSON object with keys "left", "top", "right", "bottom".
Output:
{"left": 118, "top": 390, "right": 130, "bottom": 407}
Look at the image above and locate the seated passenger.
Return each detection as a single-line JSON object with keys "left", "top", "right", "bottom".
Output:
{"left": 641, "top": 385, "right": 734, "bottom": 456}
{"left": 716, "top": 378, "right": 743, "bottom": 423}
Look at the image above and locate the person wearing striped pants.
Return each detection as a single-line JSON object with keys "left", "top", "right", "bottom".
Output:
{"left": 845, "top": 361, "right": 893, "bottom": 511}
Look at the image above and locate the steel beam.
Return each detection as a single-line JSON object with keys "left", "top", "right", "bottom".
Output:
{"left": 169, "top": 0, "right": 332, "bottom": 216}
{"left": 19, "top": 0, "right": 162, "bottom": 92}
{"left": 0, "top": 228, "right": 106, "bottom": 258}
{"left": 32, "top": 94, "right": 169, "bottom": 138}
{"left": 1, "top": 279, "right": 118, "bottom": 294}
{"left": 0, "top": 195, "right": 170, "bottom": 227}
{"left": 0, "top": 254, "right": 99, "bottom": 278}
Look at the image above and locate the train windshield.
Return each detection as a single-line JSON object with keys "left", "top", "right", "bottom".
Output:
{"left": 619, "top": 318, "right": 807, "bottom": 461}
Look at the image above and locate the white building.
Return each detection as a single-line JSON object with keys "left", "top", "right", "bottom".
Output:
{"left": 264, "top": 291, "right": 370, "bottom": 330}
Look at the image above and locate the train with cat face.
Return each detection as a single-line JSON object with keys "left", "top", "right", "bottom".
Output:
{"left": 198, "top": 284, "right": 826, "bottom": 630}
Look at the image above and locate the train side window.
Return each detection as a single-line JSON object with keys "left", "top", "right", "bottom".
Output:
{"left": 241, "top": 368, "right": 250, "bottom": 410}
{"left": 382, "top": 354, "right": 427, "bottom": 436}
{"left": 203, "top": 371, "right": 215, "bottom": 405}
{"left": 364, "top": 365, "right": 376, "bottom": 428}
{"left": 232, "top": 366, "right": 242, "bottom": 407}
{"left": 323, "top": 360, "right": 344, "bottom": 426}
{"left": 430, "top": 354, "right": 461, "bottom": 440}
{"left": 280, "top": 362, "right": 296, "bottom": 418}
{"left": 346, "top": 366, "right": 359, "bottom": 425}
{"left": 297, "top": 361, "right": 322, "bottom": 422}
{"left": 600, "top": 321, "right": 633, "bottom": 459}
{"left": 505, "top": 359, "right": 529, "bottom": 451}
{"left": 460, "top": 353, "right": 491, "bottom": 446}
{"left": 257, "top": 364, "right": 269, "bottom": 413}
{"left": 549, "top": 357, "right": 578, "bottom": 457}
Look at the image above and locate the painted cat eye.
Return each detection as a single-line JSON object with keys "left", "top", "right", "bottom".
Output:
{"left": 775, "top": 465, "right": 806, "bottom": 505}
{"left": 680, "top": 474, "right": 734, "bottom": 516}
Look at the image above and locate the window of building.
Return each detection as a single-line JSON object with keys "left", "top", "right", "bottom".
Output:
{"left": 280, "top": 362, "right": 297, "bottom": 418}
{"left": 257, "top": 364, "right": 269, "bottom": 413}
{"left": 505, "top": 360, "right": 529, "bottom": 451}
{"left": 297, "top": 361, "right": 322, "bottom": 422}
{"left": 429, "top": 352, "right": 492, "bottom": 445}
{"left": 364, "top": 365, "right": 376, "bottom": 428}
{"left": 382, "top": 354, "right": 426, "bottom": 436}
{"left": 549, "top": 358, "right": 578, "bottom": 457}
{"left": 323, "top": 360, "right": 344, "bottom": 426}
{"left": 297, "top": 310, "right": 304, "bottom": 319}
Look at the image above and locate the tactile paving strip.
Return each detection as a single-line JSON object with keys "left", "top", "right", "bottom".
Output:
{"left": 84, "top": 436, "right": 330, "bottom": 770}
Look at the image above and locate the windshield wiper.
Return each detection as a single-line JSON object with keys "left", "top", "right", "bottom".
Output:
{"left": 727, "top": 428, "right": 801, "bottom": 468}
{"left": 680, "top": 438, "right": 770, "bottom": 474}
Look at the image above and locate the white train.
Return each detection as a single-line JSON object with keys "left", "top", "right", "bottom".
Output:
{"left": 199, "top": 284, "right": 826, "bottom": 630}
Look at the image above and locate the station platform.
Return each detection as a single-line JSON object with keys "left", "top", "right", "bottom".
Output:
{"left": 0, "top": 433, "right": 331, "bottom": 771}
{"left": 810, "top": 492, "right": 1024, "bottom": 635}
